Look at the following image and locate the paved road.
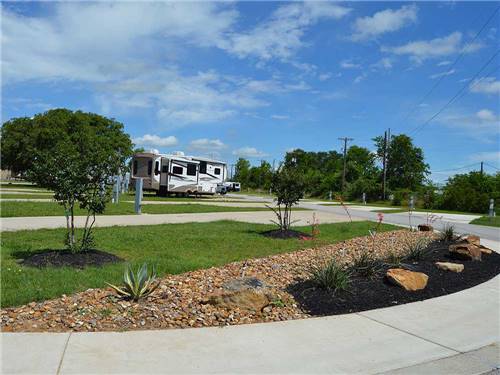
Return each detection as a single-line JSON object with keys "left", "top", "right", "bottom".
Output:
{"left": 0, "top": 210, "right": 361, "bottom": 232}
{"left": 2, "top": 273, "right": 498, "bottom": 374}
{"left": 230, "top": 194, "right": 500, "bottom": 242}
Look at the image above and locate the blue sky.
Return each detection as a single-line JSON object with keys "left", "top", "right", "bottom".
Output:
{"left": 2, "top": 1, "right": 499, "bottom": 182}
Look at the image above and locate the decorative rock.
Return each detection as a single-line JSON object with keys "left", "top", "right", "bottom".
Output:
{"left": 449, "top": 243, "right": 482, "bottom": 261}
{"left": 464, "top": 235, "right": 480, "bottom": 246}
{"left": 222, "top": 277, "right": 267, "bottom": 292}
{"left": 417, "top": 224, "right": 433, "bottom": 232}
{"left": 478, "top": 245, "right": 493, "bottom": 255}
{"left": 206, "top": 289, "right": 270, "bottom": 313}
{"left": 386, "top": 268, "right": 428, "bottom": 291}
{"left": 435, "top": 262, "right": 464, "bottom": 273}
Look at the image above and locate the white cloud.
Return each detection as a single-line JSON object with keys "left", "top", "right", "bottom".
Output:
{"left": 188, "top": 138, "right": 227, "bottom": 152}
{"left": 351, "top": 4, "right": 418, "bottom": 41}
{"left": 439, "top": 108, "right": 499, "bottom": 135}
{"left": 469, "top": 151, "right": 500, "bottom": 163}
{"left": 318, "top": 73, "right": 333, "bottom": 81}
{"left": 340, "top": 60, "right": 361, "bottom": 69}
{"left": 429, "top": 69, "right": 456, "bottom": 79}
{"left": 354, "top": 73, "right": 368, "bottom": 84}
{"left": 232, "top": 147, "right": 269, "bottom": 158}
{"left": 371, "top": 57, "right": 393, "bottom": 70}
{"left": 470, "top": 77, "right": 500, "bottom": 95}
{"left": 133, "top": 134, "right": 178, "bottom": 148}
{"left": 2, "top": 3, "right": 237, "bottom": 83}
{"left": 437, "top": 60, "right": 452, "bottom": 66}
{"left": 222, "top": 2, "right": 351, "bottom": 61}
{"left": 271, "top": 114, "right": 289, "bottom": 120}
{"left": 382, "top": 32, "right": 481, "bottom": 63}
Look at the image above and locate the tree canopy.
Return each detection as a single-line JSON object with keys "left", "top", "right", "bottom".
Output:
{"left": 2, "top": 109, "right": 133, "bottom": 251}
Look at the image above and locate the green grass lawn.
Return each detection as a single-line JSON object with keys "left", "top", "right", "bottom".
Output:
{"left": 0, "top": 183, "right": 48, "bottom": 190}
{"left": 1, "top": 193, "right": 55, "bottom": 200}
{"left": 0, "top": 220, "right": 398, "bottom": 307}
{"left": 0, "top": 201, "right": 276, "bottom": 217}
{"left": 469, "top": 216, "right": 500, "bottom": 227}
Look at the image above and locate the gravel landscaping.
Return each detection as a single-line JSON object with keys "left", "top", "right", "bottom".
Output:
{"left": 1, "top": 230, "right": 499, "bottom": 333}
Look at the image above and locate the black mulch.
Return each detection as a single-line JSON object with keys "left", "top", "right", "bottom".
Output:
{"left": 287, "top": 240, "right": 500, "bottom": 316}
{"left": 20, "top": 249, "right": 124, "bottom": 269}
{"left": 261, "top": 229, "right": 313, "bottom": 239}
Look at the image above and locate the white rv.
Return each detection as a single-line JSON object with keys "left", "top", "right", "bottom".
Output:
{"left": 131, "top": 152, "right": 227, "bottom": 196}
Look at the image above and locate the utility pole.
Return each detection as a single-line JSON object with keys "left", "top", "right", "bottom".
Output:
{"left": 382, "top": 130, "right": 388, "bottom": 200}
{"left": 480, "top": 161, "right": 484, "bottom": 175}
{"left": 339, "top": 137, "right": 354, "bottom": 191}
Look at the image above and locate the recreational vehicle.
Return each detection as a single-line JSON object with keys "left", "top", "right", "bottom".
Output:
{"left": 130, "top": 152, "right": 227, "bottom": 196}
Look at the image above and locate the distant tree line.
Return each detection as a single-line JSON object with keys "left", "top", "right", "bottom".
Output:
{"left": 233, "top": 134, "right": 499, "bottom": 214}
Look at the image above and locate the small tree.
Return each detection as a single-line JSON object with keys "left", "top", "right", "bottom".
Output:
{"left": 267, "top": 166, "right": 305, "bottom": 231}
{"left": 11, "top": 109, "right": 133, "bottom": 252}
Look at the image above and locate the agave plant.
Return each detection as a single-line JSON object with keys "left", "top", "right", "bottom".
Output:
{"left": 107, "top": 263, "right": 160, "bottom": 301}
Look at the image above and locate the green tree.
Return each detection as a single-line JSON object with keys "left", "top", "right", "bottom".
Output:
{"left": 374, "top": 134, "right": 429, "bottom": 191}
{"left": 267, "top": 165, "right": 305, "bottom": 231}
{"left": 233, "top": 158, "right": 251, "bottom": 187}
{"left": 439, "top": 172, "right": 499, "bottom": 213}
{"left": 4, "top": 109, "right": 133, "bottom": 251}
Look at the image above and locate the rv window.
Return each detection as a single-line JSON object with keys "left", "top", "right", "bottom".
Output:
{"left": 214, "top": 168, "right": 221, "bottom": 175}
{"left": 187, "top": 164, "right": 197, "bottom": 176}
{"left": 147, "top": 160, "right": 153, "bottom": 175}
{"left": 154, "top": 161, "right": 160, "bottom": 175}
{"left": 172, "top": 166, "right": 183, "bottom": 175}
{"left": 133, "top": 160, "right": 138, "bottom": 175}
{"left": 162, "top": 165, "right": 168, "bottom": 173}
{"left": 199, "top": 161, "right": 207, "bottom": 174}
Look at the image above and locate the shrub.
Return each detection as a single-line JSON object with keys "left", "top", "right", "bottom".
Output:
{"left": 384, "top": 251, "right": 403, "bottom": 267}
{"left": 350, "top": 250, "right": 381, "bottom": 278}
{"left": 403, "top": 237, "right": 432, "bottom": 261}
{"left": 439, "top": 224, "right": 457, "bottom": 242}
{"left": 309, "top": 259, "right": 351, "bottom": 293}
{"left": 267, "top": 165, "right": 305, "bottom": 231}
{"left": 107, "top": 263, "right": 159, "bottom": 301}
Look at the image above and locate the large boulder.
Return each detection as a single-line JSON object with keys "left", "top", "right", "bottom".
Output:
{"left": 435, "top": 262, "right": 464, "bottom": 273}
{"left": 205, "top": 277, "right": 275, "bottom": 313}
{"left": 449, "top": 243, "right": 482, "bottom": 261}
{"left": 464, "top": 235, "right": 480, "bottom": 246}
{"left": 386, "top": 268, "right": 428, "bottom": 291}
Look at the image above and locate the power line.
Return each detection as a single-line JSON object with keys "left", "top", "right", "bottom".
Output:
{"left": 399, "top": 5, "right": 500, "bottom": 128}
{"left": 430, "top": 162, "right": 480, "bottom": 173}
{"left": 409, "top": 48, "right": 500, "bottom": 135}
{"left": 484, "top": 162, "right": 500, "bottom": 171}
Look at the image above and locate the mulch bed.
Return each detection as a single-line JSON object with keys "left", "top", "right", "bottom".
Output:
{"left": 1, "top": 230, "right": 499, "bottom": 333}
{"left": 20, "top": 249, "right": 124, "bottom": 269}
{"left": 288, "top": 240, "right": 500, "bottom": 315}
{"left": 261, "top": 229, "right": 312, "bottom": 239}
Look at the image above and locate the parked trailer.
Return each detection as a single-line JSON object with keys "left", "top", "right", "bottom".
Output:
{"left": 131, "top": 152, "right": 227, "bottom": 196}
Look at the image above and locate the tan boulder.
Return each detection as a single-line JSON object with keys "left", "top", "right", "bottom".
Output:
{"left": 386, "top": 268, "right": 428, "bottom": 291}
{"left": 449, "top": 243, "right": 482, "bottom": 261}
{"left": 206, "top": 289, "right": 270, "bottom": 312}
{"left": 464, "top": 235, "right": 480, "bottom": 246}
{"left": 435, "top": 262, "right": 464, "bottom": 273}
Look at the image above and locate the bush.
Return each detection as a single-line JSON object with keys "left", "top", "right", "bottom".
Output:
{"left": 439, "top": 224, "right": 458, "bottom": 242}
{"left": 392, "top": 189, "right": 412, "bottom": 206}
{"left": 350, "top": 250, "right": 381, "bottom": 278}
{"left": 308, "top": 259, "right": 351, "bottom": 293}
{"left": 403, "top": 237, "right": 432, "bottom": 261}
{"left": 439, "top": 172, "right": 499, "bottom": 214}
{"left": 107, "top": 263, "right": 159, "bottom": 301}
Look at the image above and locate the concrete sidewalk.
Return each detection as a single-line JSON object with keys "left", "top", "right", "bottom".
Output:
{"left": 2, "top": 274, "right": 498, "bottom": 374}
{"left": 0, "top": 210, "right": 360, "bottom": 232}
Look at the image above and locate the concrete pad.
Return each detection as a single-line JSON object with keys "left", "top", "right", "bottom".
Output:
{"left": 382, "top": 343, "right": 500, "bottom": 374}
{"left": 59, "top": 314, "right": 455, "bottom": 374}
{"left": 360, "top": 276, "right": 500, "bottom": 352}
{"left": 1, "top": 332, "right": 70, "bottom": 374}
